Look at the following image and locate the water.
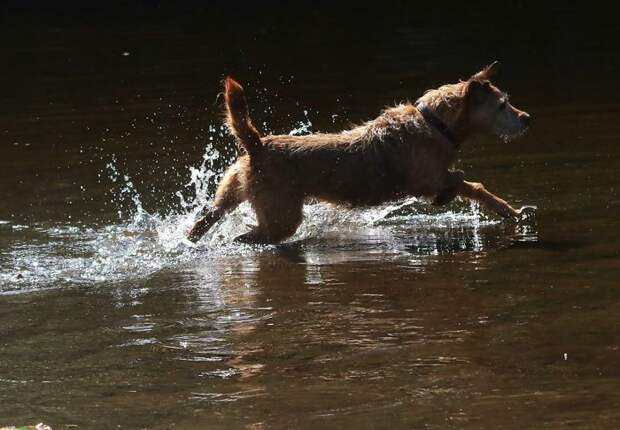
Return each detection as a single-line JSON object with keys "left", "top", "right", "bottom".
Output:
{"left": 1, "top": 3, "right": 620, "bottom": 429}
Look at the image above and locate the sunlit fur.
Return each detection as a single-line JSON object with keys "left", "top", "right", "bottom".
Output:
{"left": 416, "top": 81, "right": 529, "bottom": 143}
{"left": 188, "top": 64, "right": 531, "bottom": 244}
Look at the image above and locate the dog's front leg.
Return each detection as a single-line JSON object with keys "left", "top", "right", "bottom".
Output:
{"left": 457, "top": 180, "right": 521, "bottom": 218}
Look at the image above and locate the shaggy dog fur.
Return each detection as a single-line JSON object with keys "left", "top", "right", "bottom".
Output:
{"left": 188, "top": 62, "right": 531, "bottom": 244}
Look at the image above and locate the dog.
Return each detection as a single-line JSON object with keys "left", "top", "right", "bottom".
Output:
{"left": 188, "top": 62, "right": 531, "bottom": 244}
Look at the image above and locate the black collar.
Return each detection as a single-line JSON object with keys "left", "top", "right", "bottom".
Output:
{"left": 415, "top": 102, "right": 459, "bottom": 147}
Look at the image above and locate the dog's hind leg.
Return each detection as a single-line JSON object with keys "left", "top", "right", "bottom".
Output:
{"left": 187, "top": 167, "right": 244, "bottom": 243}
{"left": 433, "top": 170, "right": 465, "bottom": 206}
{"left": 187, "top": 207, "right": 226, "bottom": 243}
{"left": 235, "top": 195, "right": 304, "bottom": 244}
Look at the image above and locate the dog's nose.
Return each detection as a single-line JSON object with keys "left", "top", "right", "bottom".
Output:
{"left": 520, "top": 112, "right": 532, "bottom": 125}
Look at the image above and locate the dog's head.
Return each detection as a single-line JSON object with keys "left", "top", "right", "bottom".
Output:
{"left": 465, "top": 62, "right": 531, "bottom": 141}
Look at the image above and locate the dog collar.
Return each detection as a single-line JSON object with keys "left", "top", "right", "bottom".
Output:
{"left": 415, "top": 102, "right": 459, "bottom": 147}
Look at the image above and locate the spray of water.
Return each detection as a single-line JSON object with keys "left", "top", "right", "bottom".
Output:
{"left": 0, "top": 108, "right": 535, "bottom": 294}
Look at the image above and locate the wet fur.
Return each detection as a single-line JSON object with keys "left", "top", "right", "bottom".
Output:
{"left": 188, "top": 63, "right": 531, "bottom": 244}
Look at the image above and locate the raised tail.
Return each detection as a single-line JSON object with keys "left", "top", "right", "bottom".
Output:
{"left": 224, "top": 77, "right": 262, "bottom": 156}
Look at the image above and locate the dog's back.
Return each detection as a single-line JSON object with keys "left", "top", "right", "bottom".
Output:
{"left": 224, "top": 80, "right": 452, "bottom": 206}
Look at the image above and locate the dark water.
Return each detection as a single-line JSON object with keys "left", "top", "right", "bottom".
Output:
{"left": 1, "top": 3, "right": 620, "bottom": 428}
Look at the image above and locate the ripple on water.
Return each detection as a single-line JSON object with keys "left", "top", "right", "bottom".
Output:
{"left": 0, "top": 197, "right": 537, "bottom": 294}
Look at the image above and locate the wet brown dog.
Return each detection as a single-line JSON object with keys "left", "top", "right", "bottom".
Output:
{"left": 188, "top": 62, "right": 531, "bottom": 244}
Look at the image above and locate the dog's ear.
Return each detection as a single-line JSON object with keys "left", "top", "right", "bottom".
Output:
{"left": 470, "top": 61, "right": 500, "bottom": 81}
{"left": 466, "top": 79, "right": 492, "bottom": 105}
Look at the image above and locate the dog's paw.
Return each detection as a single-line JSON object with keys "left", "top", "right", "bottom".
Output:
{"left": 181, "top": 236, "right": 199, "bottom": 247}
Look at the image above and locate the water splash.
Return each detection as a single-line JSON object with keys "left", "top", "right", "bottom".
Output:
{"left": 106, "top": 157, "right": 147, "bottom": 222}
{"left": 0, "top": 114, "right": 536, "bottom": 294}
{"left": 288, "top": 110, "right": 313, "bottom": 136}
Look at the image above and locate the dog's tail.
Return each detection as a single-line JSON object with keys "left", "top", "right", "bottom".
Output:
{"left": 224, "top": 77, "right": 262, "bottom": 156}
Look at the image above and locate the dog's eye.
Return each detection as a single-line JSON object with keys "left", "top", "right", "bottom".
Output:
{"left": 499, "top": 100, "right": 507, "bottom": 110}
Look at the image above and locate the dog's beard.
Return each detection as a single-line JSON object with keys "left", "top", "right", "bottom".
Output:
{"left": 498, "top": 127, "right": 528, "bottom": 143}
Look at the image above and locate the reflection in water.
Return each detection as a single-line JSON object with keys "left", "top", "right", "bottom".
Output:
{"left": 133, "top": 209, "right": 539, "bottom": 409}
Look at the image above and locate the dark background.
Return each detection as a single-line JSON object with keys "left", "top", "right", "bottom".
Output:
{"left": 1, "top": 1, "right": 618, "bottom": 222}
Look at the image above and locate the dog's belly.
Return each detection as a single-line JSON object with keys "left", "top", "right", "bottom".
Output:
{"left": 304, "top": 171, "right": 409, "bottom": 207}
{"left": 258, "top": 135, "right": 450, "bottom": 207}
{"left": 303, "top": 164, "right": 447, "bottom": 206}
{"left": 313, "top": 189, "right": 405, "bottom": 207}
